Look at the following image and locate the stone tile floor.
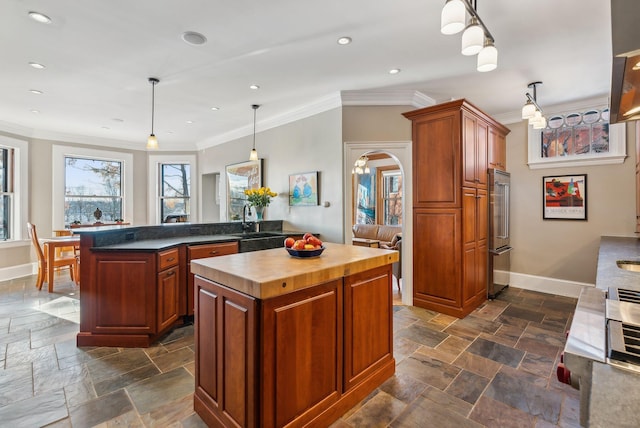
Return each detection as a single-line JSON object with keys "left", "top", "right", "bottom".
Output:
{"left": 0, "top": 274, "right": 581, "bottom": 427}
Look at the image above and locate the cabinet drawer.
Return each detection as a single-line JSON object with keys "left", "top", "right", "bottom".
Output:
{"left": 158, "top": 248, "right": 180, "bottom": 271}
{"left": 188, "top": 242, "right": 238, "bottom": 260}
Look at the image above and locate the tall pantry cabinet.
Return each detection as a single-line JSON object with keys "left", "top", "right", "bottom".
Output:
{"left": 403, "top": 99, "right": 510, "bottom": 318}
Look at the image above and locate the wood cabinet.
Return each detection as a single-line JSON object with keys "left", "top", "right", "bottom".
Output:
{"left": 403, "top": 99, "right": 509, "bottom": 318}
{"left": 187, "top": 242, "right": 238, "bottom": 316}
{"left": 194, "top": 262, "right": 395, "bottom": 428}
{"left": 636, "top": 122, "right": 640, "bottom": 233}
{"left": 488, "top": 127, "right": 507, "bottom": 171}
{"left": 157, "top": 248, "right": 180, "bottom": 333}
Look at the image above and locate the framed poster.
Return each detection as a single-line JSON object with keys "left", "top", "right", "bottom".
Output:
{"left": 289, "top": 171, "right": 318, "bottom": 206}
{"left": 226, "top": 159, "right": 262, "bottom": 220}
{"left": 542, "top": 174, "right": 587, "bottom": 220}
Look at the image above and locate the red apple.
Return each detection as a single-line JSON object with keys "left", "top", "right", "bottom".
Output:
{"left": 303, "top": 232, "right": 313, "bottom": 241}
{"left": 307, "top": 236, "right": 323, "bottom": 247}
{"left": 292, "top": 240, "right": 307, "bottom": 250}
{"left": 284, "top": 237, "right": 295, "bottom": 248}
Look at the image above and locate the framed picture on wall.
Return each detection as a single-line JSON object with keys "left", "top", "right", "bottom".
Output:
{"left": 542, "top": 174, "right": 587, "bottom": 220}
{"left": 289, "top": 171, "right": 319, "bottom": 206}
{"left": 226, "top": 159, "right": 262, "bottom": 220}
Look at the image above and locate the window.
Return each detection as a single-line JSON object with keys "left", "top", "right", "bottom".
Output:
{"left": 527, "top": 98, "right": 626, "bottom": 169}
{"left": 380, "top": 169, "right": 402, "bottom": 225}
{"left": 0, "top": 148, "right": 14, "bottom": 240}
{"left": 64, "top": 157, "right": 123, "bottom": 223}
{"left": 160, "top": 163, "right": 190, "bottom": 223}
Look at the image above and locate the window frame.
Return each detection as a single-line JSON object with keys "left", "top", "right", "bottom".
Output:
{"left": 527, "top": 97, "right": 627, "bottom": 169}
{"left": 159, "top": 163, "right": 191, "bottom": 223}
{"left": 377, "top": 167, "right": 402, "bottom": 226}
{"left": 148, "top": 154, "right": 197, "bottom": 224}
{"left": 53, "top": 145, "right": 133, "bottom": 229}
{"left": 0, "top": 136, "right": 28, "bottom": 246}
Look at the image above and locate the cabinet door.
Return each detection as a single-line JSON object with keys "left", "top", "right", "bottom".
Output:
{"left": 92, "top": 252, "right": 156, "bottom": 335}
{"left": 344, "top": 264, "right": 393, "bottom": 391}
{"left": 187, "top": 242, "right": 239, "bottom": 316}
{"left": 194, "top": 276, "right": 257, "bottom": 428}
{"left": 463, "top": 113, "right": 488, "bottom": 188}
{"left": 488, "top": 127, "right": 507, "bottom": 171}
{"left": 261, "top": 280, "right": 342, "bottom": 428}
{"left": 413, "top": 208, "right": 461, "bottom": 310}
{"left": 462, "top": 188, "right": 488, "bottom": 307}
{"left": 412, "top": 110, "right": 461, "bottom": 207}
{"left": 157, "top": 265, "right": 180, "bottom": 333}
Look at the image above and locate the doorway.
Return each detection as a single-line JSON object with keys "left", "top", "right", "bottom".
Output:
{"left": 201, "top": 172, "right": 221, "bottom": 223}
{"left": 343, "top": 141, "right": 412, "bottom": 306}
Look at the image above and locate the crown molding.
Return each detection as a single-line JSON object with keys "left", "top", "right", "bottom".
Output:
{"left": 341, "top": 89, "right": 435, "bottom": 108}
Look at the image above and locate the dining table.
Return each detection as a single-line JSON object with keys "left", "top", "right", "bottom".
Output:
{"left": 40, "top": 235, "right": 80, "bottom": 292}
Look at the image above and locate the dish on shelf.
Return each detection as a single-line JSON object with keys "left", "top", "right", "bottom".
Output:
{"left": 286, "top": 246, "right": 325, "bottom": 258}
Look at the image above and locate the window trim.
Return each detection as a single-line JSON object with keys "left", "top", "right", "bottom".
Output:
{"left": 147, "top": 154, "right": 197, "bottom": 224}
{"left": 0, "top": 136, "right": 28, "bottom": 244}
{"left": 53, "top": 145, "right": 133, "bottom": 229}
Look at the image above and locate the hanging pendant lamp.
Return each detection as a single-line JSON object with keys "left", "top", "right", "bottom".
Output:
{"left": 146, "top": 77, "right": 159, "bottom": 150}
{"left": 249, "top": 104, "right": 260, "bottom": 161}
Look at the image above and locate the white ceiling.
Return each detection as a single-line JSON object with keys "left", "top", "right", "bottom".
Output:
{"left": 0, "top": 0, "right": 613, "bottom": 151}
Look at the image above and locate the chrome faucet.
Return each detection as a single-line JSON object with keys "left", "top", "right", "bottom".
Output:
{"left": 242, "top": 205, "right": 253, "bottom": 232}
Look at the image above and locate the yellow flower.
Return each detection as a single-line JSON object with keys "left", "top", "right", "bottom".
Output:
{"left": 244, "top": 186, "right": 277, "bottom": 207}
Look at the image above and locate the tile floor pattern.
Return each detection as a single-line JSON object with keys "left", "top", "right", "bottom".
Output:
{"left": 0, "top": 274, "right": 581, "bottom": 427}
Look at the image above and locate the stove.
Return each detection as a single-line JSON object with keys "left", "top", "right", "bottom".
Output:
{"left": 606, "top": 287, "right": 640, "bottom": 371}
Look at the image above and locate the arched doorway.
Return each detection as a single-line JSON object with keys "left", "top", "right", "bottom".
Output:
{"left": 343, "top": 141, "right": 412, "bottom": 306}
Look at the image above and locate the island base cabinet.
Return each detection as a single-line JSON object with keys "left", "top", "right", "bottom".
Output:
{"left": 193, "top": 264, "right": 395, "bottom": 428}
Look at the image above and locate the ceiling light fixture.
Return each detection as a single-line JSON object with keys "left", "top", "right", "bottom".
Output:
{"left": 28, "top": 11, "right": 52, "bottom": 24}
{"left": 337, "top": 36, "right": 352, "bottom": 45}
{"left": 521, "top": 81, "right": 547, "bottom": 129}
{"left": 249, "top": 104, "right": 260, "bottom": 161}
{"left": 29, "top": 62, "right": 46, "bottom": 69}
{"left": 441, "top": 0, "right": 497, "bottom": 72}
{"left": 146, "top": 77, "right": 159, "bottom": 150}
{"left": 389, "top": 68, "right": 401, "bottom": 74}
{"left": 211, "top": 107, "right": 220, "bottom": 111}
{"left": 181, "top": 31, "right": 207, "bottom": 46}
{"left": 352, "top": 156, "right": 371, "bottom": 175}
{"left": 249, "top": 84, "right": 260, "bottom": 90}
{"left": 29, "top": 89, "right": 43, "bottom": 95}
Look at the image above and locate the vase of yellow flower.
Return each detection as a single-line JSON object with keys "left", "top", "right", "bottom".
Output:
{"left": 244, "top": 186, "right": 277, "bottom": 220}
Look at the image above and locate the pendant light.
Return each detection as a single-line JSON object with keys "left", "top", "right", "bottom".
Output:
{"left": 521, "top": 81, "right": 546, "bottom": 129}
{"left": 146, "top": 77, "right": 159, "bottom": 150}
{"left": 249, "top": 104, "right": 260, "bottom": 161}
{"left": 441, "top": 0, "right": 466, "bottom": 35}
{"left": 461, "top": 17, "right": 483, "bottom": 55}
{"left": 476, "top": 39, "right": 497, "bottom": 72}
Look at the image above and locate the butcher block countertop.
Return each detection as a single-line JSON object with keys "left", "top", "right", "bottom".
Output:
{"left": 190, "top": 242, "right": 399, "bottom": 299}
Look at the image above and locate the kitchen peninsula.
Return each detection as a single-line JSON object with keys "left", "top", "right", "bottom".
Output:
{"left": 191, "top": 243, "right": 398, "bottom": 428}
{"left": 74, "top": 221, "right": 288, "bottom": 348}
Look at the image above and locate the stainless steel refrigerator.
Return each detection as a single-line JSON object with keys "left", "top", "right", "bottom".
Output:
{"left": 488, "top": 169, "right": 512, "bottom": 299}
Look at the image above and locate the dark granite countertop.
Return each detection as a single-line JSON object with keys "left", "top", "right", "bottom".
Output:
{"left": 92, "top": 234, "right": 242, "bottom": 251}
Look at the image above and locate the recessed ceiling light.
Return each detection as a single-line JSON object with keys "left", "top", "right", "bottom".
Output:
{"left": 181, "top": 31, "right": 207, "bottom": 45}
{"left": 101, "top": 126, "right": 110, "bottom": 130}
{"left": 211, "top": 107, "right": 220, "bottom": 111}
{"left": 337, "top": 36, "right": 352, "bottom": 45}
{"left": 29, "top": 62, "right": 46, "bottom": 69}
{"left": 30, "top": 109, "right": 40, "bottom": 114}
{"left": 28, "top": 11, "right": 52, "bottom": 24}
{"left": 249, "top": 84, "right": 260, "bottom": 90}
{"left": 389, "top": 68, "right": 401, "bottom": 74}
{"left": 186, "top": 120, "right": 194, "bottom": 124}
{"left": 167, "top": 131, "right": 174, "bottom": 134}
{"left": 29, "top": 89, "right": 43, "bottom": 95}
{"left": 112, "top": 118, "right": 124, "bottom": 122}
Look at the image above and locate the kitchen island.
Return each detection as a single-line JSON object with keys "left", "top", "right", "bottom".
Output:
{"left": 191, "top": 242, "right": 399, "bottom": 428}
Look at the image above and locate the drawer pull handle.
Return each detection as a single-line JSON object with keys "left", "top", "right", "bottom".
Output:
{"left": 209, "top": 251, "right": 218, "bottom": 255}
{"left": 166, "top": 271, "right": 175, "bottom": 276}
{"left": 166, "top": 257, "right": 175, "bottom": 262}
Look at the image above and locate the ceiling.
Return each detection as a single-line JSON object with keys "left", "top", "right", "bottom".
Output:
{"left": 0, "top": 0, "right": 613, "bottom": 151}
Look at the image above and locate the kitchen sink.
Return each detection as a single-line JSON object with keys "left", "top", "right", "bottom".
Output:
{"left": 232, "top": 231, "right": 286, "bottom": 252}
{"left": 617, "top": 260, "right": 640, "bottom": 272}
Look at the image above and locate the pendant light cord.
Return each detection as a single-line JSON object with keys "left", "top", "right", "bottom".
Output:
{"left": 151, "top": 80, "right": 155, "bottom": 135}
{"left": 252, "top": 106, "right": 256, "bottom": 150}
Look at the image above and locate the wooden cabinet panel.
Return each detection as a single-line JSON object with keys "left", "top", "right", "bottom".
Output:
{"left": 412, "top": 110, "right": 460, "bottom": 207}
{"left": 262, "top": 280, "right": 342, "bottom": 428}
{"left": 93, "top": 253, "right": 156, "bottom": 335}
{"left": 413, "top": 209, "right": 461, "bottom": 307}
{"left": 477, "top": 120, "right": 488, "bottom": 187}
{"left": 343, "top": 265, "right": 393, "bottom": 391}
{"left": 157, "top": 265, "right": 180, "bottom": 333}
{"left": 462, "top": 188, "right": 488, "bottom": 306}
{"left": 187, "top": 242, "right": 239, "bottom": 316}
{"left": 488, "top": 127, "right": 507, "bottom": 171}
{"left": 194, "top": 276, "right": 257, "bottom": 428}
{"left": 463, "top": 112, "right": 488, "bottom": 188}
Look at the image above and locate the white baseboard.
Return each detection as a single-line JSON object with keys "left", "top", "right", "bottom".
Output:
{"left": 503, "top": 270, "right": 593, "bottom": 299}
{"left": 0, "top": 263, "right": 36, "bottom": 282}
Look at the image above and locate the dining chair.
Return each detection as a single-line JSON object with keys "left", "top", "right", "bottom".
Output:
{"left": 27, "top": 222, "right": 78, "bottom": 291}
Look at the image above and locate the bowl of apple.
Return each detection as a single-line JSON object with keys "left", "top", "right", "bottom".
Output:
{"left": 284, "top": 233, "right": 325, "bottom": 258}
